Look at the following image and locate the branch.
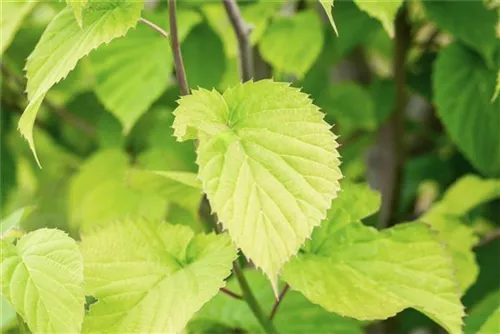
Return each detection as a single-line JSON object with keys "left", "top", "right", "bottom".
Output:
{"left": 1, "top": 64, "right": 96, "bottom": 138}
{"left": 269, "top": 284, "right": 290, "bottom": 320}
{"left": 220, "top": 287, "right": 243, "bottom": 300}
{"left": 139, "top": 17, "right": 169, "bottom": 39}
{"left": 232, "top": 262, "right": 277, "bottom": 334}
{"left": 168, "top": 0, "right": 189, "bottom": 96}
{"left": 222, "top": 0, "right": 254, "bottom": 81}
{"left": 474, "top": 229, "right": 500, "bottom": 249}
{"left": 376, "top": 8, "right": 411, "bottom": 229}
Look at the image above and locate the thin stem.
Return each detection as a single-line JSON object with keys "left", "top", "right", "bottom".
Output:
{"left": 168, "top": 0, "right": 189, "bottom": 96}
{"left": 220, "top": 287, "right": 243, "bottom": 300}
{"left": 222, "top": 0, "right": 254, "bottom": 81}
{"left": 377, "top": 7, "right": 411, "bottom": 229}
{"left": 474, "top": 229, "right": 500, "bottom": 249}
{"left": 139, "top": 17, "right": 169, "bottom": 39}
{"left": 269, "top": 284, "right": 290, "bottom": 320}
{"left": 232, "top": 262, "right": 278, "bottom": 334}
{"left": 1, "top": 64, "right": 96, "bottom": 138}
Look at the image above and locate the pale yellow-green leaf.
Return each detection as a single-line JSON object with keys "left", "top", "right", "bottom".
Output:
{"left": 90, "top": 11, "right": 201, "bottom": 132}
{"left": 283, "top": 222, "right": 464, "bottom": 334}
{"left": 259, "top": 11, "right": 324, "bottom": 78}
{"left": 127, "top": 169, "right": 202, "bottom": 215}
{"left": 420, "top": 175, "right": 500, "bottom": 293}
{"left": 0, "top": 229, "right": 85, "bottom": 334}
{"left": 67, "top": 0, "right": 88, "bottom": 27}
{"left": 69, "top": 149, "right": 167, "bottom": 231}
{"left": 81, "top": 220, "right": 236, "bottom": 333}
{"left": 19, "top": 2, "right": 143, "bottom": 164}
{"left": 1, "top": 0, "right": 38, "bottom": 53}
{"left": 319, "top": 0, "right": 338, "bottom": 35}
{"left": 172, "top": 80, "right": 342, "bottom": 290}
{"left": 353, "top": 0, "right": 402, "bottom": 37}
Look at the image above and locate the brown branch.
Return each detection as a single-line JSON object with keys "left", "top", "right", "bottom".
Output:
{"left": 139, "top": 17, "right": 169, "bottom": 39}
{"left": 474, "top": 229, "right": 500, "bottom": 249}
{"left": 377, "top": 8, "right": 411, "bottom": 229}
{"left": 220, "top": 287, "right": 243, "bottom": 300}
{"left": 222, "top": 0, "right": 254, "bottom": 82}
{"left": 1, "top": 64, "right": 96, "bottom": 138}
{"left": 269, "top": 284, "right": 290, "bottom": 321}
{"left": 168, "top": 0, "right": 189, "bottom": 96}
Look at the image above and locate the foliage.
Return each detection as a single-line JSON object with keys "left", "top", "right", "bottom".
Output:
{"left": 1, "top": 1, "right": 499, "bottom": 334}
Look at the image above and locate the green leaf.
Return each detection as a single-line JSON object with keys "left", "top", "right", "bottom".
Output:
{"left": 319, "top": 0, "right": 338, "bottom": 36}
{"left": 90, "top": 11, "right": 200, "bottom": 132}
{"left": 464, "top": 290, "right": 500, "bottom": 334}
{"left": 127, "top": 169, "right": 202, "bottom": 215}
{"left": 478, "top": 307, "right": 500, "bottom": 334}
{"left": 0, "top": 207, "right": 34, "bottom": 237}
{"left": 0, "top": 295, "right": 16, "bottom": 332}
{"left": 318, "top": 83, "right": 376, "bottom": 136}
{"left": 434, "top": 43, "right": 500, "bottom": 177}
{"left": 420, "top": 175, "right": 500, "bottom": 292}
{"left": 194, "top": 270, "right": 362, "bottom": 334}
{"left": 0, "top": 229, "right": 85, "bottom": 333}
{"left": 183, "top": 23, "right": 226, "bottom": 89}
{"left": 19, "top": 2, "right": 143, "bottom": 163}
{"left": 69, "top": 149, "right": 167, "bottom": 231}
{"left": 80, "top": 219, "right": 236, "bottom": 333}
{"left": 1, "top": 1, "right": 38, "bottom": 54}
{"left": 259, "top": 11, "right": 324, "bottom": 78}
{"left": 172, "top": 80, "right": 342, "bottom": 289}
{"left": 353, "top": 0, "right": 402, "bottom": 37}
{"left": 424, "top": 1, "right": 498, "bottom": 65}
{"left": 67, "top": 0, "right": 88, "bottom": 27}
{"left": 283, "top": 222, "right": 464, "bottom": 334}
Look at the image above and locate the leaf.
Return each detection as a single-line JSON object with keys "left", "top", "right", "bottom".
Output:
{"left": 194, "top": 270, "right": 362, "bottom": 334}
{"left": 1, "top": 0, "right": 38, "bottom": 54}
{"left": 259, "top": 11, "right": 324, "bottom": 78}
{"left": 0, "top": 295, "right": 16, "bottom": 332}
{"left": 69, "top": 149, "right": 167, "bottom": 231}
{"left": 282, "top": 222, "right": 464, "bottom": 334}
{"left": 319, "top": 0, "right": 338, "bottom": 36}
{"left": 0, "top": 207, "right": 34, "bottom": 237}
{"left": 90, "top": 10, "right": 200, "bottom": 132}
{"left": 172, "top": 80, "right": 342, "bottom": 290}
{"left": 318, "top": 83, "right": 376, "bottom": 136}
{"left": 19, "top": 2, "right": 143, "bottom": 163}
{"left": 0, "top": 229, "right": 85, "bottom": 333}
{"left": 353, "top": 0, "right": 402, "bottom": 37}
{"left": 478, "top": 307, "right": 500, "bottom": 334}
{"left": 80, "top": 219, "right": 236, "bottom": 333}
{"left": 67, "top": 0, "right": 88, "bottom": 27}
{"left": 423, "top": 1, "right": 498, "bottom": 65}
{"left": 127, "top": 169, "right": 202, "bottom": 215}
{"left": 420, "top": 175, "right": 500, "bottom": 292}
{"left": 183, "top": 23, "right": 226, "bottom": 89}
{"left": 434, "top": 43, "right": 500, "bottom": 177}
{"left": 464, "top": 290, "right": 500, "bottom": 334}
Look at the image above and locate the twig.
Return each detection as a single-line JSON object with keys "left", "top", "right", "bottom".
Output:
{"left": 269, "top": 284, "right": 290, "bottom": 320}
{"left": 1, "top": 64, "right": 96, "bottom": 138}
{"left": 232, "top": 262, "right": 278, "bottom": 334}
{"left": 168, "top": 0, "right": 189, "bottom": 96}
{"left": 474, "top": 229, "right": 500, "bottom": 249}
{"left": 139, "top": 17, "right": 169, "bottom": 39}
{"left": 377, "top": 7, "right": 411, "bottom": 229}
{"left": 222, "top": 0, "right": 254, "bottom": 81}
{"left": 220, "top": 287, "right": 243, "bottom": 300}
